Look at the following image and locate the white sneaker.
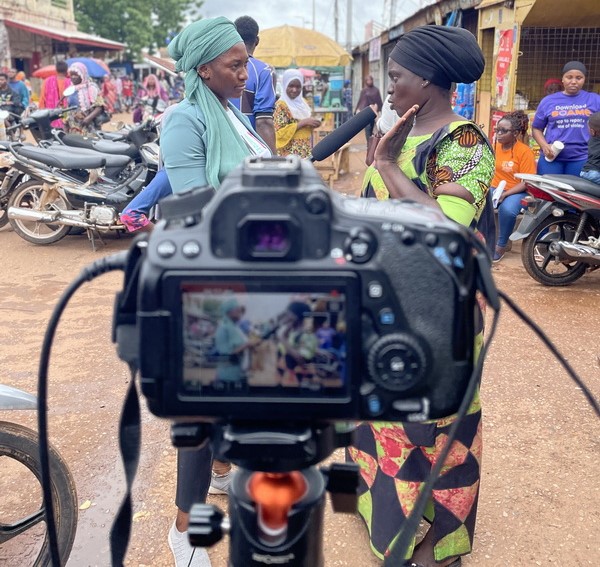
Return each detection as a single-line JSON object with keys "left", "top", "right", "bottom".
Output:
{"left": 168, "top": 522, "right": 211, "bottom": 567}
{"left": 208, "top": 470, "right": 231, "bottom": 495}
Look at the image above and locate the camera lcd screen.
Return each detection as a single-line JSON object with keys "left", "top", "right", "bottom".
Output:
{"left": 180, "top": 283, "right": 348, "bottom": 399}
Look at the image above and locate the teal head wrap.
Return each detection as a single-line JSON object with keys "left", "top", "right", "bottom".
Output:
{"left": 168, "top": 17, "right": 250, "bottom": 189}
{"left": 221, "top": 297, "right": 240, "bottom": 317}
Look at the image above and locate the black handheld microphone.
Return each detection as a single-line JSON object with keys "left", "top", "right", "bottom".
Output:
{"left": 310, "top": 107, "right": 376, "bottom": 162}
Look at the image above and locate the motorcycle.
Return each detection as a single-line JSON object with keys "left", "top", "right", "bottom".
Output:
{"left": 0, "top": 104, "right": 82, "bottom": 228}
{"left": 133, "top": 95, "right": 168, "bottom": 124}
{"left": 0, "top": 384, "right": 78, "bottom": 565}
{"left": 510, "top": 173, "right": 600, "bottom": 286}
{"left": 6, "top": 119, "right": 159, "bottom": 247}
{"left": 0, "top": 108, "right": 25, "bottom": 142}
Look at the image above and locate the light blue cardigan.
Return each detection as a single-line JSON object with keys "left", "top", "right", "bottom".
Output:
{"left": 161, "top": 98, "right": 260, "bottom": 193}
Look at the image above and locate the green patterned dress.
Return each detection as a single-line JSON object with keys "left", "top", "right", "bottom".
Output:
{"left": 348, "top": 120, "right": 494, "bottom": 563}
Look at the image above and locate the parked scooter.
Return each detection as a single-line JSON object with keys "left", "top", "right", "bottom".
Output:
{"left": 0, "top": 384, "right": 78, "bottom": 565}
{"left": 510, "top": 173, "right": 600, "bottom": 285}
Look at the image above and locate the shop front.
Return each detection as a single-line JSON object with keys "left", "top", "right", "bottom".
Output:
{"left": 1, "top": 19, "right": 124, "bottom": 75}
{"left": 476, "top": 0, "right": 600, "bottom": 140}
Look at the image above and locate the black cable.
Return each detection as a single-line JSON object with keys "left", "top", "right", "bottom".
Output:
{"left": 498, "top": 290, "right": 600, "bottom": 417}
{"left": 38, "top": 252, "right": 128, "bottom": 566}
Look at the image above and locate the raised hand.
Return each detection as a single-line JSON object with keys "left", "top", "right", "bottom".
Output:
{"left": 374, "top": 104, "right": 419, "bottom": 168}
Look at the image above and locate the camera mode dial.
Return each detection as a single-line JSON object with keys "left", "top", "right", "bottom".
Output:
{"left": 367, "top": 334, "right": 426, "bottom": 392}
{"left": 343, "top": 227, "right": 376, "bottom": 264}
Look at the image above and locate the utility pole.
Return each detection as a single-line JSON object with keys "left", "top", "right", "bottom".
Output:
{"left": 346, "top": 0, "right": 353, "bottom": 50}
{"left": 334, "top": 0, "right": 339, "bottom": 42}
{"left": 313, "top": 0, "right": 316, "bottom": 30}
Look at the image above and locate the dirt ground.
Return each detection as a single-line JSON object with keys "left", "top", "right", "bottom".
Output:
{"left": 1, "top": 122, "right": 599, "bottom": 566}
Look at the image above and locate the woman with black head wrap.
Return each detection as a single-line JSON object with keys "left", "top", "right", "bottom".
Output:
{"left": 348, "top": 26, "right": 494, "bottom": 567}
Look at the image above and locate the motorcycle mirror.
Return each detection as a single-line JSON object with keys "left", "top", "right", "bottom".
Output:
{"left": 62, "top": 85, "right": 76, "bottom": 98}
{"left": 0, "top": 110, "right": 8, "bottom": 120}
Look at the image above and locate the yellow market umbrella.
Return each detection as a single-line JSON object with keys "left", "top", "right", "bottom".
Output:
{"left": 254, "top": 25, "right": 352, "bottom": 68}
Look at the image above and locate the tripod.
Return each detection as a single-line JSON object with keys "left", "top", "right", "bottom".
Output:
{"left": 172, "top": 422, "right": 359, "bottom": 567}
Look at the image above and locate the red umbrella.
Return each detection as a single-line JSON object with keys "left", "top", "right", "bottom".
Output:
{"left": 33, "top": 59, "right": 111, "bottom": 80}
{"left": 32, "top": 65, "right": 57, "bottom": 79}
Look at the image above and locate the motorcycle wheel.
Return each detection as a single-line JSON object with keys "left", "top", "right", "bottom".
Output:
{"left": 8, "top": 180, "right": 71, "bottom": 245}
{"left": 0, "top": 421, "right": 78, "bottom": 566}
{"left": 521, "top": 213, "right": 590, "bottom": 286}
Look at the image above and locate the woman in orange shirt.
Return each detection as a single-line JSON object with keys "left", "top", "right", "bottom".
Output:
{"left": 492, "top": 111, "right": 536, "bottom": 261}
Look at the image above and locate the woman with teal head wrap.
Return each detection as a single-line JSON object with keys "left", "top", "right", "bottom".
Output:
{"left": 161, "top": 17, "right": 271, "bottom": 194}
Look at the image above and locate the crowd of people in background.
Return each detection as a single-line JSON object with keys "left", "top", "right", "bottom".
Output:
{"left": 0, "top": 63, "right": 186, "bottom": 137}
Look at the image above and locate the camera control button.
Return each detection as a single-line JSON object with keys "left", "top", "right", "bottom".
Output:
{"left": 379, "top": 308, "right": 395, "bottom": 325}
{"left": 368, "top": 281, "right": 383, "bottom": 298}
{"left": 344, "top": 229, "right": 376, "bottom": 263}
{"left": 305, "top": 192, "right": 329, "bottom": 215}
{"left": 366, "top": 394, "right": 383, "bottom": 416}
{"left": 156, "top": 240, "right": 176, "bottom": 258}
{"left": 425, "top": 233, "right": 438, "bottom": 247}
{"left": 368, "top": 334, "right": 426, "bottom": 392}
{"left": 182, "top": 240, "right": 201, "bottom": 258}
{"left": 401, "top": 230, "right": 416, "bottom": 245}
{"left": 448, "top": 241, "right": 460, "bottom": 255}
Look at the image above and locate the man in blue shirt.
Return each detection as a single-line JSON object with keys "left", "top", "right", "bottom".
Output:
{"left": 8, "top": 68, "right": 29, "bottom": 110}
{"left": 230, "top": 16, "right": 276, "bottom": 153}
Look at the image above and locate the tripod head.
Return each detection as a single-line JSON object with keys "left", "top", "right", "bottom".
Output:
{"left": 172, "top": 421, "right": 360, "bottom": 567}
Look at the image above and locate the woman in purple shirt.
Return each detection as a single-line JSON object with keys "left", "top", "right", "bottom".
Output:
{"left": 532, "top": 61, "right": 600, "bottom": 175}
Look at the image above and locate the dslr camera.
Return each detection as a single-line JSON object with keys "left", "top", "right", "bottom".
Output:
{"left": 114, "top": 156, "right": 484, "bottom": 424}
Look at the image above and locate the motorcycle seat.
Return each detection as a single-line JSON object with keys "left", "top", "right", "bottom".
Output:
{"left": 16, "top": 145, "right": 131, "bottom": 170}
{"left": 92, "top": 139, "right": 140, "bottom": 159}
{"left": 98, "top": 131, "right": 127, "bottom": 142}
{"left": 543, "top": 174, "right": 600, "bottom": 198}
{"left": 60, "top": 133, "right": 139, "bottom": 160}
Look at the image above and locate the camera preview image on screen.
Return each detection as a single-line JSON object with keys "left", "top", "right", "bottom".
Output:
{"left": 181, "top": 286, "right": 348, "bottom": 397}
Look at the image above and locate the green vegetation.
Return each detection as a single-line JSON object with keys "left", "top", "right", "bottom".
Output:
{"left": 74, "top": 0, "right": 204, "bottom": 59}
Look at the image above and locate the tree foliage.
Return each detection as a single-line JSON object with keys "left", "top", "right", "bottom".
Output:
{"left": 74, "top": 0, "right": 204, "bottom": 59}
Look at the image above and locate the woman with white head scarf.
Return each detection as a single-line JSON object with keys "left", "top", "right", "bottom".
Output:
{"left": 273, "top": 68, "right": 321, "bottom": 158}
{"left": 64, "top": 62, "right": 106, "bottom": 134}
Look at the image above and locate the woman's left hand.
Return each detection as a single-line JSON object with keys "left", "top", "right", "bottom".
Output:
{"left": 374, "top": 104, "right": 419, "bottom": 168}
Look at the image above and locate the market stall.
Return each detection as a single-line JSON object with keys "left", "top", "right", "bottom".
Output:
{"left": 255, "top": 25, "right": 352, "bottom": 128}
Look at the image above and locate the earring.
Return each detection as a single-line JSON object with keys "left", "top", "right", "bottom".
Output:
{"left": 421, "top": 80, "right": 430, "bottom": 87}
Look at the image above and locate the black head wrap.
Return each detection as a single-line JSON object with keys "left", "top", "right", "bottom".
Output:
{"left": 390, "top": 25, "right": 485, "bottom": 90}
{"left": 562, "top": 61, "right": 587, "bottom": 76}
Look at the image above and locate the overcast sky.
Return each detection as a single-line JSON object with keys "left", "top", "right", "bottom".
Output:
{"left": 196, "top": 0, "right": 422, "bottom": 48}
